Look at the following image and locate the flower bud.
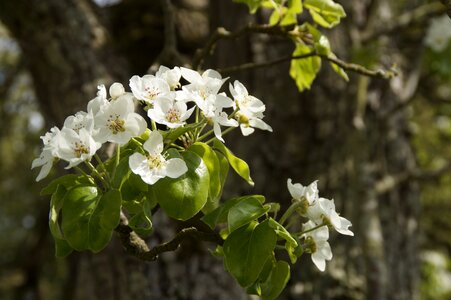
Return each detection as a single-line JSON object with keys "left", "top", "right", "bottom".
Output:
{"left": 109, "top": 82, "right": 125, "bottom": 99}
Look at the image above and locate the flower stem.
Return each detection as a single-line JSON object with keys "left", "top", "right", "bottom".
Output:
{"left": 278, "top": 201, "right": 303, "bottom": 225}
{"left": 85, "top": 161, "right": 110, "bottom": 189}
{"left": 204, "top": 126, "right": 236, "bottom": 144}
{"left": 151, "top": 120, "right": 157, "bottom": 131}
{"left": 297, "top": 223, "right": 327, "bottom": 236}
{"left": 111, "top": 145, "right": 121, "bottom": 181}
{"left": 95, "top": 154, "right": 111, "bottom": 181}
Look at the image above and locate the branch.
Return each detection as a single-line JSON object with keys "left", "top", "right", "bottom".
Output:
{"left": 149, "top": 0, "right": 186, "bottom": 72}
{"left": 192, "top": 23, "right": 295, "bottom": 70}
{"left": 361, "top": 2, "right": 446, "bottom": 42}
{"left": 218, "top": 51, "right": 396, "bottom": 79}
{"left": 115, "top": 213, "right": 223, "bottom": 262}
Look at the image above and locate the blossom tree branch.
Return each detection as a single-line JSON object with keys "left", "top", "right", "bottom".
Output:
{"left": 219, "top": 51, "right": 397, "bottom": 79}
{"left": 115, "top": 212, "right": 223, "bottom": 262}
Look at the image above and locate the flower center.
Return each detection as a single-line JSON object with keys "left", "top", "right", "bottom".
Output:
{"left": 145, "top": 86, "right": 160, "bottom": 100}
{"left": 74, "top": 141, "right": 89, "bottom": 158}
{"left": 165, "top": 108, "right": 181, "bottom": 123}
{"left": 107, "top": 114, "right": 126, "bottom": 134}
{"left": 147, "top": 154, "right": 165, "bottom": 169}
{"left": 236, "top": 112, "right": 249, "bottom": 125}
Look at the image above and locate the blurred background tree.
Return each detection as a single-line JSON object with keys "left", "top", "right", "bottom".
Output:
{"left": 0, "top": 0, "right": 450, "bottom": 299}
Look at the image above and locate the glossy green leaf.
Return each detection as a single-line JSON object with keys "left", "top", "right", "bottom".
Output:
{"left": 261, "top": 261, "right": 291, "bottom": 300}
{"left": 188, "top": 142, "right": 221, "bottom": 212}
{"left": 304, "top": 0, "right": 346, "bottom": 28}
{"left": 223, "top": 220, "right": 277, "bottom": 287}
{"left": 289, "top": 43, "right": 321, "bottom": 91}
{"left": 111, "top": 156, "right": 131, "bottom": 189}
{"left": 216, "top": 151, "right": 229, "bottom": 199}
{"left": 121, "top": 172, "right": 148, "bottom": 201}
{"left": 41, "top": 174, "right": 93, "bottom": 196}
{"left": 202, "top": 195, "right": 265, "bottom": 229}
{"left": 62, "top": 187, "right": 122, "bottom": 252}
{"left": 213, "top": 140, "right": 254, "bottom": 186}
{"left": 304, "top": 23, "right": 331, "bottom": 55}
{"left": 54, "top": 238, "right": 73, "bottom": 257}
{"left": 129, "top": 197, "right": 153, "bottom": 236}
{"left": 154, "top": 151, "right": 209, "bottom": 220}
{"left": 246, "top": 256, "right": 275, "bottom": 296}
{"left": 228, "top": 197, "right": 270, "bottom": 233}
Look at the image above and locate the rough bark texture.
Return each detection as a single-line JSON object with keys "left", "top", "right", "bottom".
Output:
{"left": 0, "top": 0, "right": 421, "bottom": 299}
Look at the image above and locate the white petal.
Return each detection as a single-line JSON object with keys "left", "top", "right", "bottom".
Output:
{"left": 109, "top": 82, "right": 125, "bottom": 99}
{"left": 287, "top": 179, "right": 305, "bottom": 201}
{"left": 144, "top": 131, "right": 164, "bottom": 155}
{"left": 129, "top": 153, "right": 148, "bottom": 175}
{"left": 336, "top": 217, "right": 354, "bottom": 236}
{"left": 213, "top": 122, "right": 225, "bottom": 142}
{"left": 311, "top": 253, "right": 326, "bottom": 272}
{"left": 240, "top": 124, "right": 255, "bottom": 136}
{"left": 165, "top": 158, "right": 188, "bottom": 178}
{"left": 181, "top": 67, "right": 203, "bottom": 84}
{"left": 249, "top": 118, "right": 273, "bottom": 132}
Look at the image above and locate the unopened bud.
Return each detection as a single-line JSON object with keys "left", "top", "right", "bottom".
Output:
{"left": 109, "top": 82, "right": 125, "bottom": 99}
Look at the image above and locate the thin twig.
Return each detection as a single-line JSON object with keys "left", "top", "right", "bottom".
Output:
{"left": 192, "top": 23, "right": 295, "bottom": 70}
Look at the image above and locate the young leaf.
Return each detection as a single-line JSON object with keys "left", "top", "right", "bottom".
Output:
{"left": 62, "top": 187, "right": 122, "bottom": 252}
{"left": 213, "top": 140, "right": 254, "bottom": 186}
{"left": 223, "top": 220, "right": 277, "bottom": 287}
{"left": 329, "top": 53, "right": 349, "bottom": 81}
{"left": 154, "top": 151, "right": 210, "bottom": 220}
{"left": 111, "top": 156, "right": 131, "bottom": 189}
{"left": 49, "top": 185, "right": 74, "bottom": 257}
{"left": 289, "top": 43, "right": 321, "bottom": 91}
{"left": 260, "top": 261, "right": 291, "bottom": 300}
{"left": 228, "top": 197, "right": 270, "bottom": 233}
{"left": 188, "top": 142, "right": 222, "bottom": 212}
{"left": 41, "top": 174, "right": 93, "bottom": 196}
{"left": 202, "top": 195, "right": 265, "bottom": 229}
{"left": 128, "top": 198, "right": 153, "bottom": 236}
{"left": 304, "top": 0, "right": 346, "bottom": 28}
{"left": 268, "top": 218, "right": 299, "bottom": 263}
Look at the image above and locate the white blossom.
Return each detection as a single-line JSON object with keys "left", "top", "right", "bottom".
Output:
{"left": 229, "top": 80, "right": 266, "bottom": 114}
{"left": 94, "top": 95, "right": 147, "bottom": 145}
{"left": 235, "top": 109, "right": 273, "bottom": 136}
{"left": 156, "top": 66, "right": 181, "bottom": 90}
{"left": 129, "top": 131, "right": 187, "bottom": 185}
{"left": 302, "top": 220, "right": 333, "bottom": 272}
{"left": 129, "top": 75, "right": 170, "bottom": 104}
{"left": 54, "top": 127, "right": 101, "bottom": 169}
{"left": 147, "top": 96, "right": 195, "bottom": 128}
{"left": 31, "top": 127, "right": 61, "bottom": 181}
{"left": 87, "top": 85, "right": 109, "bottom": 116}
{"left": 287, "top": 179, "right": 318, "bottom": 205}
{"left": 307, "top": 197, "right": 354, "bottom": 236}
{"left": 63, "top": 111, "right": 94, "bottom": 134}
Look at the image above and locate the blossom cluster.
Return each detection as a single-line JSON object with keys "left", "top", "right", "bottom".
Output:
{"left": 32, "top": 66, "right": 272, "bottom": 183}
{"left": 287, "top": 179, "right": 353, "bottom": 271}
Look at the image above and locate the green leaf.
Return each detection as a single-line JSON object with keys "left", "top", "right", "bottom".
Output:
{"left": 121, "top": 172, "right": 148, "bottom": 201}
{"left": 304, "top": 0, "right": 346, "bottom": 28}
{"left": 161, "top": 123, "right": 201, "bottom": 143}
{"left": 154, "top": 151, "right": 209, "bottom": 220}
{"left": 228, "top": 197, "right": 270, "bottom": 233}
{"left": 261, "top": 261, "right": 291, "bottom": 300}
{"left": 49, "top": 185, "right": 74, "bottom": 257}
{"left": 329, "top": 53, "right": 349, "bottom": 81}
{"left": 62, "top": 187, "right": 122, "bottom": 252}
{"left": 246, "top": 256, "right": 275, "bottom": 296}
{"left": 202, "top": 195, "right": 265, "bottom": 229}
{"left": 281, "top": 0, "right": 303, "bottom": 25}
{"left": 111, "top": 156, "right": 131, "bottom": 189}
{"left": 213, "top": 140, "right": 254, "bottom": 186}
{"left": 304, "top": 23, "right": 331, "bottom": 55}
{"left": 289, "top": 43, "right": 321, "bottom": 91}
{"left": 128, "top": 197, "right": 153, "bottom": 236}
{"left": 216, "top": 151, "right": 229, "bottom": 199}
{"left": 188, "top": 142, "right": 222, "bottom": 213}
{"left": 41, "top": 174, "right": 93, "bottom": 196}
{"left": 223, "top": 220, "right": 277, "bottom": 287}
{"left": 268, "top": 218, "right": 299, "bottom": 263}
{"left": 233, "top": 0, "right": 266, "bottom": 13}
